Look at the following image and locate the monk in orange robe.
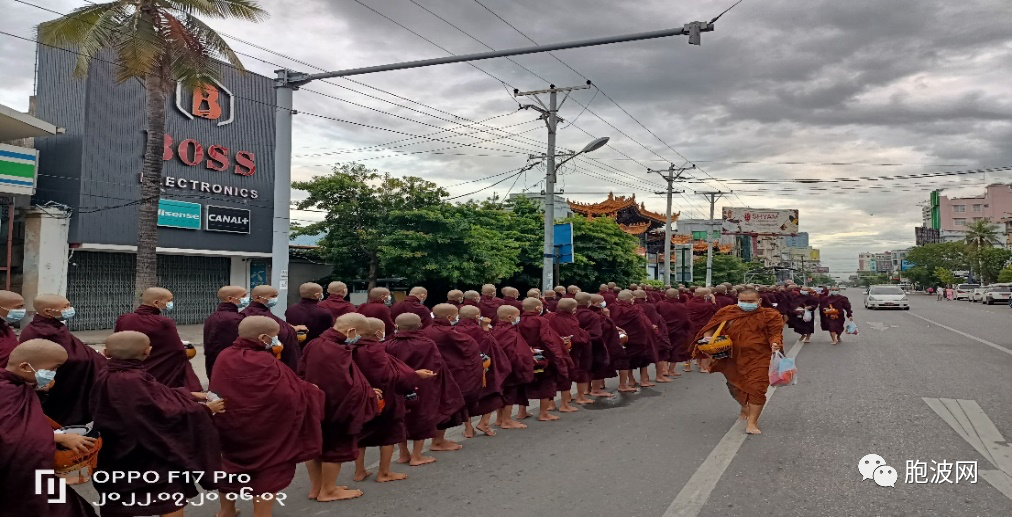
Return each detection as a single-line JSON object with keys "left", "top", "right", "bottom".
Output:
{"left": 695, "top": 288, "right": 784, "bottom": 435}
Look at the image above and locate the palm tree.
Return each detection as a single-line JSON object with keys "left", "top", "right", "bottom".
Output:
{"left": 38, "top": 0, "right": 266, "bottom": 296}
{"left": 964, "top": 219, "right": 1002, "bottom": 283}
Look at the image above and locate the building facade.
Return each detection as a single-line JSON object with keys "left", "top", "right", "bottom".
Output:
{"left": 935, "top": 184, "right": 1012, "bottom": 231}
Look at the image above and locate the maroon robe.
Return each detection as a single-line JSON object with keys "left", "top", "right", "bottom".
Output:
{"left": 638, "top": 300, "right": 672, "bottom": 363}
{"left": 592, "top": 306, "right": 624, "bottom": 376}
{"left": 501, "top": 297, "right": 524, "bottom": 311}
{"left": 547, "top": 311, "right": 591, "bottom": 385}
{"left": 19, "top": 316, "right": 107, "bottom": 425}
{"left": 608, "top": 301, "right": 658, "bottom": 369}
{"left": 819, "top": 294, "right": 852, "bottom": 334}
{"left": 348, "top": 337, "right": 418, "bottom": 447}
{"left": 319, "top": 294, "right": 356, "bottom": 319}
{"left": 390, "top": 296, "right": 433, "bottom": 329}
{"left": 385, "top": 330, "right": 464, "bottom": 440}
{"left": 790, "top": 294, "right": 818, "bottom": 335}
{"left": 202, "top": 302, "right": 244, "bottom": 379}
{"left": 456, "top": 319, "right": 511, "bottom": 416}
{"left": 300, "top": 329, "right": 378, "bottom": 462}
{"left": 114, "top": 305, "right": 202, "bottom": 391}
{"left": 356, "top": 300, "right": 396, "bottom": 337}
{"left": 422, "top": 321, "right": 483, "bottom": 426}
{"left": 715, "top": 294, "right": 737, "bottom": 309}
{"left": 478, "top": 295, "right": 503, "bottom": 322}
{"left": 0, "top": 318, "right": 18, "bottom": 367}
{"left": 90, "top": 359, "right": 220, "bottom": 516}
{"left": 490, "top": 321, "right": 536, "bottom": 405}
{"left": 242, "top": 302, "right": 301, "bottom": 372}
{"left": 601, "top": 290, "right": 618, "bottom": 305}
{"left": 647, "top": 290, "right": 664, "bottom": 304}
{"left": 0, "top": 370, "right": 97, "bottom": 517}
{"left": 657, "top": 298, "right": 692, "bottom": 362}
{"left": 209, "top": 338, "right": 324, "bottom": 494}
{"left": 517, "top": 312, "right": 569, "bottom": 399}
{"left": 543, "top": 298, "right": 560, "bottom": 313}
{"left": 686, "top": 297, "right": 719, "bottom": 358}
{"left": 576, "top": 306, "right": 610, "bottom": 379}
{"left": 285, "top": 298, "right": 335, "bottom": 342}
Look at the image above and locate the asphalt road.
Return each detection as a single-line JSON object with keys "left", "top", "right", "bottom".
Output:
{"left": 69, "top": 288, "right": 1012, "bottom": 516}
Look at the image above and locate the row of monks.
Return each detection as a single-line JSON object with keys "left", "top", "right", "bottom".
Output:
{"left": 0, "top": 280, "right": 851, "bottom": 516}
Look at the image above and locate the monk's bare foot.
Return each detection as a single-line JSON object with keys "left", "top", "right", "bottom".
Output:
{"left": 745, "top": 424, "right": 762, "bottom": 435}
{"left": 559, "top": 404, "right": 579, "bottom": 413}
{"left": 316, "top": 487, "right": 364, "bottom": 502}
{"left": 501, "top": 420, "right": 527, "bottom": 429}
{"left": 574, "top": 397, "right": 595, "bottom": 405}
{"left": 656, "top": 376, "right": 672, "bottom": 383}
{"left": 699, "top": 368, "right": 711, "bottom": 373}
{"left": 640, "top": 380, "right": 656, "bottom": 387}
{"left": 376, "top": 472, "right": 408, "bottom": 483}
{"left": 739, "top": 407, "right": 748, "bottom": 420}
{"left": 463, "top": 425, "right": 475, "bottom": 439}
{"left": 396, "top": 457, "right": 410, "bottom": 464}
{"left": 353, "top": 471, "right": 372, "bottom": 482}
{"left": 547, "top": 401, "right": 558, "bottom": 411}
{"left": 617, "top": 386, "right": 638, "bottom": 393}
{"left": 430, "top": 441, "right": 463, "bottom": 451}
{"left": 538, "top": 413, "right": 561, "bottom": 421}
{"left": 667, "top": 370, "right": 682, "bottom": 377}
{"left": 476, "top": 423, "right": 497, "bottom": 436}
{"left": 516, "top": 411, "right": 532, "bottom": 420}
{"left": 683, "top": 363, "right": 692, "bottom": 372}
{"left": 409, "top": 456, "right": 437, "bottom": 466}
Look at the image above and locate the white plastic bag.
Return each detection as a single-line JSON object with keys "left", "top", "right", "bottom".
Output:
{"left": 803, "top": 309, "right": 812, "bottom": 322}
{"left": 769, "top": 351, "right": 797, "bottom": 386}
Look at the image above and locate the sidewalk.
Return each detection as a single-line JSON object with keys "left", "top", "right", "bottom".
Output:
{"left": 71, "top": 324, "right": 205, "bottom": 345}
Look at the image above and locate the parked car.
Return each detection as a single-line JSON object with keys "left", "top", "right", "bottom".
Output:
{"left": 954, "top": 283, "right": 980, "bottom": 301}
{"left": 982, "top": 284, "right": 1012, "bottom": 305}
{"left": 865, "top": 285, "right": 910, "bottom": 310}
{"left": 971, "top": 287, "right": 988, "bottom": 302}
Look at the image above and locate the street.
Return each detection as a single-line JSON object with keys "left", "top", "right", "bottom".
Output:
{"left": 66, "top": 288, "right": 1012, "bottom": 516}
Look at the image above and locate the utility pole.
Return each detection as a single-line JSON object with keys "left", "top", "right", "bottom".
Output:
{"left": 697, "top": 191, "right": 726, "bottom": 287}
{"left": 650, "top": 164, "right": 693, "bottom": 286}
{"left": 516, "top": 83, "right": 592, "bottom": 292}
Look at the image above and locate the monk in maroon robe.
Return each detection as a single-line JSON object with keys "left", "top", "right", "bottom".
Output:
{"left": 203, "top": 285, "right": 247, "bottom": 379}
{"left": 819, "top": 288, "right": 854, "bottom": 344}
{"left": 242, "top": 285, "right": 301, "bottom": 372}
{"left": 348, "top": 316, "right": 434, "bottom": 483}
{"left": 713, "top": 285, "right": 736, "bottom": 309}
{"left": 490, "top": 305, "right": 535, "bottom": 429}
{"left": 422, "top": 304, "right": 484, "bottom": 450}
{"left": 386, "top": 314, "right": 464, "bottom": 466}
{"left": 462, "top": 290, "right": 481, "bottom": 310}
{"left": 790, "top": 288, "right": 819, "bottom": 342}
{"left": 565, "top": 285, "right": 580, "bottom": 299}
{"left": 588, "top": 294, "right": 622, "bottom": 396}
{"left": 210, "top": 316, "right": 325, "bottom": 517}
{"left": 542, "top": 289, "right": 559, "bottom": 313}
{"left": 575, "top": 293, "right": 609, "bottom": 399}
{"left": 391, "top": 286, "right": 433, "bottom": 329}
{"left": 500, "top": 287, "right": 524, "bottom": 310}
{"left": 90, "top": 331, "right": 223, "bottom": 516}
{"left": 635, "top": 289, "right": 673, "bottom": 383}
{"left": 285, "top": 282, "right": 335, "bottom": 343}
{"left": 457, "top": 305, "right": 511, "bottom": 437}
{"left": 517, "top": 298, "right": 570, "bottom": 421}
{"left": 0, "top": 290, "right": 25, "bottom": 367}
{"left": 319, "top": 281, "right": 356, "bottom": 319}
{"left": 300, "top": 323, "right": 378, "bottom": 502}
{"left": 684, "top": 288, "right": 719, "bottom": 372}
{"left": 547, "top": 298, "right": 592, "bottom": 409}
{"left": 608, "top": 290, "right": 658, "bottom": 391}
{"left": 19, "top": 294, "right": 106, "bottom": 425}
{"left": 2, "top": 340, "right": 97, "bottom": 517}
{"left": 357, "top": 287, "right": 395, "bottom": 337}
{"left": 526, "top": 288, "right": 542, "bottom": 300}
{"left": 446, "top": 289, "right": 465, "bottom": 307}
{"left": 657, "top": 289, "right": 692, "bottom": 377}
{"left": 477, "top": 284, "right": 503, "bottom": 321}
{"left": 597, "top": 284, "right": 612, "bottom": 302}
{"left": 114, "top": 287, "right": 202, "bottom": 391}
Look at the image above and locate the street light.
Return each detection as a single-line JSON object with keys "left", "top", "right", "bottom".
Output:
{"left": 557, "top": 136, "right": 610, "bottom": 167}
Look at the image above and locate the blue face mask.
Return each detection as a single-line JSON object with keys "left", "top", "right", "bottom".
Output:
{"left": 61, "top": 307, "right": 77, "bottom": 320}
{"left": 346, "top": 334, "right": 361, "bottom": 345}
{"left": 269, "top": 336, "right": 281, "bottom": 349}
{"left": 266, "top": 297, "right": 279, "bottom": 308}
{"left": 450, "top": 316, "right": 460, "bottom": 326}
{"left": 164, "top": 301, "right": 175, "bottom": 312}
{"left": 4, "top": 308, "right": 26, "bottom": 323}
{"left": 738, "top": 302, "right": 759, "bottom": 312}
{"left": 598, "top": 301, "right": 607, "bottom": 309}
{"left": 29, "top": 364, "right": 56, "bottom": 389}
{"left": 512, "top": 316, "right": 521, "bottom": 326}
{"left": 237, "top": 296, "right": 250, "bottom": 308}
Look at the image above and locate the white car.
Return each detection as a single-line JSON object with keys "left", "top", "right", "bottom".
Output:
{"left": 865, "top": 285, "right": 910, "bottom": 310}
{"left": 954, "top": 283, "right": 979, "bottom": 301}
{"left": 971, "top": 287, "right": 988, "bottom": 303}
{"left": 982, "top": 284, "right": 1012, "bottom": 305}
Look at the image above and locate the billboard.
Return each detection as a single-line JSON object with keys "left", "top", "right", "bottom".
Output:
{"left": 722, "top": 207, "right": 799, "bottom": 235}
{"left": 0, "top": 143, "right": 37, "bottom": 195}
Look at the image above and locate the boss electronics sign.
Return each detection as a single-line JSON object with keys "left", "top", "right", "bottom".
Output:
{"left": 722, "top": 207, "right": 800, "bottom": 235}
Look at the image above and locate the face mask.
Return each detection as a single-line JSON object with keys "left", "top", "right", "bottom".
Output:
{"left": 237, "top": 296, "right": 250, "bottom": 308}
{"left": 61, "top": 307, "right": 76, "bottom": 320}
{"left": 512, "top": 316, "right": 521, "bottom": 326}
{"left": 598, "top": 301, "right": 607, "bottom": 309}
{"left": 164, "top": 301, "right": 175, "bottom": 312}
{"left": 4, "top": 308, "right": 26, "bottom": 323}
{"left": 386, "top": 295, "right": 393, "bottom": 304}
{"left": 316, "top": 293, "right": 324, "bottom": 301}
{"left": 378, "top": 335, "right": 386, "bottom": 342}
{"left": 266, "top": 297, "right": 279, "bottom": 307}
{"left": 738, "top": 302, "right": 759, "bottom": 312}
{"left": 341, "top": 331, "right": 361, "bottom": 345}
{"left": 450, "top": 316, "right": 460, "bottom": 326}
{"left": 28, "top": 364, "right": 56, "bottom": 389}
{"left": 269, "top": 335, "right": 281, "bottom": 349}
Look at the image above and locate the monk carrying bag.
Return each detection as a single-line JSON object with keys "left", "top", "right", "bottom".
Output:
{"left": 768, "top": 351, "right": 797, "bottom": 387}
{"left": 697, "top": 320, "right": 733, "bottom": 359}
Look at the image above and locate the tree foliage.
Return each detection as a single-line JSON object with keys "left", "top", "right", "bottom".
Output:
{"left": 976, "top": 247, "right": 1012, "bottom": 284}
{"left": 557, "top": 216, "right": 645, "bottom": 287}
{"left": 903, "top": 242, "right": 970, "bottom": 287}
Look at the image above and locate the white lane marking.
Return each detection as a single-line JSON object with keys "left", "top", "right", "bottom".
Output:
{"left": 662, "top": 338, "right": 804, "bottom": 517}
{"left": 924, "top": 398, "right": 1012, "bottom": 504}
{"left": 980, "top": 470, "right": 1012, "bottom": 502}
{"left": 866, "top": 322, "right": 898, "bottom": 332}
{"left": 905, "top": 312, "right": 1012, "bottom": 357}
{"left": 924, "top": 398, "right": 996, "bottom": 468}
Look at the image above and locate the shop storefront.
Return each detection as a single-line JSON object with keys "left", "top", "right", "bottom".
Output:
{"left": 32, "top": 46, "right": 276, "bottom": 330}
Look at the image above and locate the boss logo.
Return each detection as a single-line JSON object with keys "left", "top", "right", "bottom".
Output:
{"left": 175, "top": 79, "right": 235, "bottom": 127}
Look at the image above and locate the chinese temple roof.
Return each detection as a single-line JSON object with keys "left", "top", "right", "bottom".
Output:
{"left": 568, "top": 193, "right": 679, "bottom": 236}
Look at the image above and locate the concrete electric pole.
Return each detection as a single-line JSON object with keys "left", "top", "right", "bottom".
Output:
{"left": 650, "top": 164, "right": 693, "bottom": 286}
{"left": 697, "top": 191, "right": 727, "bottom": 287}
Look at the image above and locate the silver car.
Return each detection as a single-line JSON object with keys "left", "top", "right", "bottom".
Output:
{"left": 865, "top": 285, "right": 910, "bottom": 310}
{"left": 982, "top": 284, "right": 1012, "bottom": 305}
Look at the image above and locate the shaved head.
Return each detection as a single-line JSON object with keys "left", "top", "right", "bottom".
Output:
{"left": 238, "top": 316, "right": 280, "bottom": 340}
{"left": 104, "top": 331, "right": 151, "bottom": 360}
{"left": 34, "top": 294, "right": 71, "bottom": 318}
{"left": 554, "top": 286, "right": 565, "bottom": 295}
{"left": 459, "top": 305, "right": 481, "bottom": 319}
{"left": 557, "top": 298, "right": 578, "bottom": 313}
{"left": 522, "top": 297, "right": 543, "bottom": 313}
{"left": 432, "top": 303, "right": 459, "bottom": 320}
{"left": 0, "top": 290, "right": 24, "bottom": 308}
{"left": 447, "top": 289, "right": 464, "bottom": 302}
{"left": 607, "top": 282, "right": 616, "bottom": 289}
{"left": 633, "top": 289, "right": 648, "bottom": 300}
{"left": 409, "top": 286, "right": 428, "bottom": 298}
{"left": 695, "top": 288, "right": 712, "bottom": 297}
{"left": 481, "top": 284, "right": 496, "bottom": 297}
{"left": 543, "top": 290, "right": 557, "bottom": 299}
{"left": 217, "top": 285, "right": 247, "bottom": 302}
{"left": 497, "top": 305, "right": 520, "bottom": 321}
{"left": 369, "top": 287, "right": 390, "bottom": 301}
{"left": 599, "top": 284, "right": 609, "bottom": 292}
{"left": 714, "top": 285, "right": 727, "bottom": 294}
{"left": 590, "top": 294, "right": 605, "bottom": 305}
{"left": 502, "top": 287, "right": 519, "bottom": 299}
{"left": 6, "top": 339, "right": 68, "bottom": 382}
{"left": 463, "top": 290, "right": 480, "bottom": 301}
{"left": 665, "top": 288, "right": 679, "bottom": 299}
{"left": 327, "top": 281, "right": 348, "bottom": 296}
{"left": 334, "top": 313, "right": 369, "bottom": 334}
{"left": 395, "top": 313, "right": 422, "bottom": 331}
{"left": 141, "top": 287, "right": 173, "bottom": 305}
{"left": 299, "top": 282, "right": 323, "bottom": 299}
{"left": 526, "top": 288, "right": 541, "bottom": 298}
{"left": 366, "top": 317, "right": 386, "bottom": 337}
{"left": 251, "top": 285, "right": 278, "bottom": 300}
{"left": 567, "top": 285, "right": 579, "bottom": 294}
{"left": 574, "top": 292, "right": 592, "bottom": 305}
{"left": 617, "top": 289, "right": 634, "bottom": 301}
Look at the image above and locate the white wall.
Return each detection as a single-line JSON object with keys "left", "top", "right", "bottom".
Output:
{"left": 22, "top": 205, "right": 70, "bottom": 317}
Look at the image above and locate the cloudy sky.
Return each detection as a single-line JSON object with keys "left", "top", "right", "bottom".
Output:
{"left": 5, "top": 0, "right": 1012, "bottom": 274}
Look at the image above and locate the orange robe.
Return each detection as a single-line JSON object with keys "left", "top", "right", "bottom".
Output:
{"left": 694, "top": 306, "right": 784, "bottom": 406}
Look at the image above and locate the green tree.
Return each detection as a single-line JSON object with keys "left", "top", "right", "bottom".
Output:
{"left": 935, "top": 267, "right": 958, "bottom": 287}
{"left": 39, "top": 0, "right": 267, "bottom": 296}
{"left": 903, "top": 242, "right": 970, "bottom": 287}
{"left": 693, "top": 254, "right": 748, "bottom": 286}
{"left": 810, "top": 274, "right": 837, "bottom": 286}
{"left": 858, "top": 274, "right": 891, "bottom": 288}
{"left": 964, "top": 219, "right": 1002, "bottom": 281}
{"left": 997, "top": 267, "right": 1012, "bottom": 283}
{"left": 499, "top": 196, "right": 545, "bottom": 289}
{"left": 293, "top": 163, "right": 447, "bottom": 288}
{"left": 976, "top": 247, "right": 1012, "bottom": 284}
{"left": 557, "top": 216, "right": 645, "bottom": 288}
